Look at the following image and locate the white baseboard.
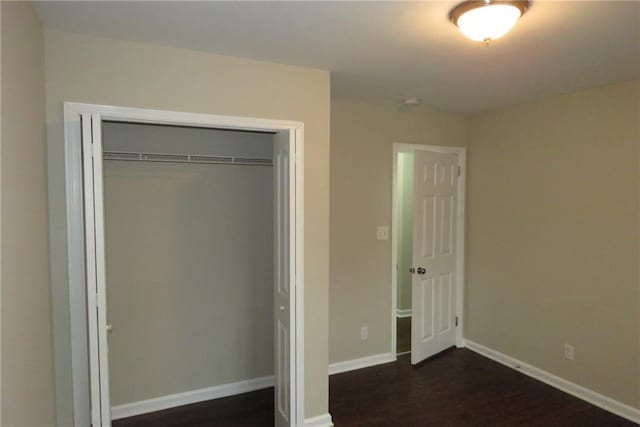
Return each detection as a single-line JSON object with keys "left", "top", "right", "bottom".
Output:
{"left": 396, "top": 308, "right": 412, "bottom": 318}
{"left": 111, "top": 375, "right": 274, "bottom": 420}
{"left": 304, "top": 413, "right": 334, "bottom": 427}
{"left": 329, "top": 352, "right": 396, "bottom": 375}
{"left": 464, "top": 340, "right": 640, "bottom": 424}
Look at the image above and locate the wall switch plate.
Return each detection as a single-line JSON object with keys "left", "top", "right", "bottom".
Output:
{"left": 564, "top": 344, "right": 575, "bottom": 360}
{"left": 376, "top": 226, "right": 389, "bottom": 240}
{"left": 360, "top": 326, "right": 368, "bottom": 340}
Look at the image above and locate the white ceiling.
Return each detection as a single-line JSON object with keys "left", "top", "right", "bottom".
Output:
{"left": 34, "top": 1, "right": 640, "bottom": 112}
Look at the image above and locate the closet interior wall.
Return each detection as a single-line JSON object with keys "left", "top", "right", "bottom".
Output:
{"left": 102, "top": 122, "right": 275, "bottom": 407}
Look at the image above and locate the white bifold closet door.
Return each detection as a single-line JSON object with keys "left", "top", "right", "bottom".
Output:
{"left": 273, "top": 131, "right": 294, "bottom": 427}
{"left": 81, "top": 113, "right": 112, "bottom": 426}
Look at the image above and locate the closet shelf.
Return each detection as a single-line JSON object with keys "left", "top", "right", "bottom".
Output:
{"left": 103, "top": 151, "right": 273, "bottom": 166}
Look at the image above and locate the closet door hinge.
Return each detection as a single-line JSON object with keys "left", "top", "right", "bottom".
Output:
{"left": 457, "top": 166, "right": 461, "bottom": 177}
{"left": 455, "top": 316, "right": 459, "bottom": 327}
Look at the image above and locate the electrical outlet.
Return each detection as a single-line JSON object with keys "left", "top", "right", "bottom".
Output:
{"left": 376, "top": 226, "right": 389, "bottom": 241}
{"left": 564, "top": 344, "right": 575, "bottom": 360}
{"left": 360, "top": 326, "right": 368, "bottom": 340}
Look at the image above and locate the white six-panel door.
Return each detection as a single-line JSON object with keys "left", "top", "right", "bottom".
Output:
{"left": 411, "top": 150, "right": 459, "bottom": 365}
{"left": 273, "top": 131, "right": 294, "bottom": 427}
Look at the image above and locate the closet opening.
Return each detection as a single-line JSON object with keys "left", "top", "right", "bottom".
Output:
{"left": 63, "top": 103, "right": 304, "bottom": 427}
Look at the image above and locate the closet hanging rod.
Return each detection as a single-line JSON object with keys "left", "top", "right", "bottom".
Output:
{"left": 103, "top": 151, "right": 273, "bottom": 167}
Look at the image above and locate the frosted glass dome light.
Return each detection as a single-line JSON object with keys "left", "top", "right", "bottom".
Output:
{"left": 450, "top": 1, "right": 529, "bottom": 44}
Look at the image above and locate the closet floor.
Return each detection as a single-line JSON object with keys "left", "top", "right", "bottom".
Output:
{"left": 113, "top": 350, "right": 633, "bottom": 427}
{"left": 112, "top": 387, "right": 274, "bottom": 427}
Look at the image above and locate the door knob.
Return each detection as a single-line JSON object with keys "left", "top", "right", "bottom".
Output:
{"left": 417, "top": 267, "right": 426, "bottom": 275}
{"left": 106, "top": 323, "right": 113, "bottom": 333}
{"left": 279, "top": 306, "right": 285, "bottom": 311}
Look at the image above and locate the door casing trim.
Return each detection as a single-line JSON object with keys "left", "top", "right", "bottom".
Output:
{"left": 63, "top": 102, "right": 305, "bottom": 426}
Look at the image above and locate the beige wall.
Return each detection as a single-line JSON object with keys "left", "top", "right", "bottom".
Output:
{"left": 396, "top": 152, "right": 414, "bottom": 312}
{"left": 466, "top": 80, "right": 640, "bottom": 408}
{"left": 24, "top": 14, "right": 637, "bottom": 423}
{"left": 102, "top": 123, "right": 274, "bottom": 406}
{"left": 44, "top": 30, "right": 330, "bottom": 423}
{"left": 329, "top": 99, "right": 468, "bottom": 363}
{"left": 1, "top": 2, "right": 56, "bottom": 425}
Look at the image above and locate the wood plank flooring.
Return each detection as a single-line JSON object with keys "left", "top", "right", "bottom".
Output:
{"left": 113, "top": 349, "right": 635, "bottom": 427}
{"left": 113, "top": 387, "right": 274, "bottom": 427}
{"left": 330, "top": 350, "right": 635, "bottom": 426}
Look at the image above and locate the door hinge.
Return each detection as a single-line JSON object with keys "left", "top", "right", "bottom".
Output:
{"left": 455, "top": 316, "right": 459, "bottom": 327}
{"left": 457, "top": 166, "right": 461, "bottom": 177}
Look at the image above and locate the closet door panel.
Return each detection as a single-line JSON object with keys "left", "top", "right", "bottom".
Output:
{"left": 274, "top": 130, "right": 293, "bottom": 427}
{"left": 82, "top": 113, "right": 112, "bottom": 426}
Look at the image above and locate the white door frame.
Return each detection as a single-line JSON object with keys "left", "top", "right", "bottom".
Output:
{"left": 390, "top": 143, "right": 466, "bottom": 357}
{"left": 63, "top": 102, "right": 305, "bottom": 426}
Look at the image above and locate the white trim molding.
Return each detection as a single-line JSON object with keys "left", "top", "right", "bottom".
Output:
{"left": 464, "top": 340, "right": 640, "bottom": 424}
{"left": 303, "top": 413, "right": 334, "bottom": 427}
{"left": 64, "top": 102, "right": 306, "bottom": 426}
{"left": 111, "top": 376, "right": 274, "bottom": 420}
{"left": 396, "top": 308, "right": 412, "bottom": 318}
{"left": 329, "top": 353, "right": 396, "bottom": 376}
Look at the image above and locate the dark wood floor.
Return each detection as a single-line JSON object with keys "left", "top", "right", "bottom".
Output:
{"left": 330, "top": 350, "right": 635, "bottom": 426}
{"left": 113, "top": 387, "right": 274, "bottom": 427}
{"left": 114, "top": 349, "right": 635, "bottom": 427}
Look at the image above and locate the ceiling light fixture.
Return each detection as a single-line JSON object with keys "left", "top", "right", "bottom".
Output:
{"left": 449, "top": 0, "right": 529, "bottom": 45}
